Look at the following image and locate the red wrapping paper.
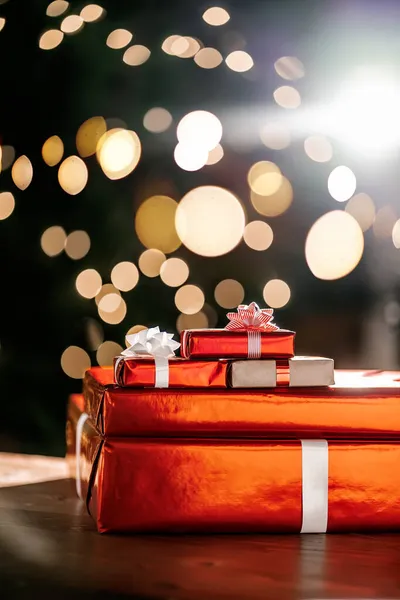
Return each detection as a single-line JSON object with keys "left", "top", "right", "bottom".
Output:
{"left": 84, "top": 367, "right": 400, "bottom": 438}
{"left": 67, "top": 394, "right": 400, "bottom": 533}
{"left": 114, "top": 356, "right": 228, "bottom": 388}
{"left": 180, "top": 328, "right": 295, "bottom": 359}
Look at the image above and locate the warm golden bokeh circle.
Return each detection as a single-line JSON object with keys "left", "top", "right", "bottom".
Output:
{"left": 247, "top": 161, "right": 282, "bottom": 196}
{"left": 305, "top": 211, "right": 364, "bottom": 280}
{"left": 106, "top": 29, "right": 132, "bottom": 49}
{"left": 250, "top": 177, "right": 293, "bottom": 217}
{"left": 177, "top": 111, "right": 222, "bottom": 151}
{"left": 243, "top": 221, "right": 274, "bottom": 251}
{"left": 260, "top": 122, "right": 291, "bottom": 150}
{"left": 0, "top": 192, "right": 15, "bottom": 220}
{"left": 1, "top": 145, "right": 15, "bottom": 170}
{"left": 206, "top": 144, "right": 224, "bottom": 165}
{"left": 76, "top": 269, "right": 102, "bottom": 298}
{"left": 225, "top": 51, "right": 253, "bottom": 72}
{"left": 98, "top": 297, "right": 127, "bottom": 325}
{"left": 175, "top": 284, "right": 205, "bottom": 314}
{"left": 176, "top": 311, "right": 208, "bottom": 332}
{"left": 214, "top": 279, "right": 245, "bottom": 308}
{"left": 138, "top": 249, "right": 166, "bottom": 277}
{"left": 98, "top": 293, "right": 123, "bottom": 313}
{"left": 304, "top": 135, "right": 333, "bottom": 163}
{"left": 135, "top": 195, "right": 181, "bottom": 253}
{"left": 61, "top": 15, "right": 84, "bottom": 34}
{"left": 194, "top": 47, "right": 223, "bottom": 69}
{"left": 58, "top": 155, "right": 88, "bottom": 195}
{"left": 328, "top": 166, "right": 357, "bottom": 202}
{"left": 96, "top": 341, "right": 123, "bottom": 367}
{"left": 373, "top": 206, "right": 397, "bottom": 239}
{"left": 76, "top": 116, "right": 107, "bottom": 157}
{"left": 345, "top": 193, "right": 375, "bottom": 232}
{"left": 202, "top": 7, "right": 230, "bottom": 26}
{"left": 65, "top": 230, "right": 91, "bottom": 259}
{"left": 273, "top": 86, "right": 301, "bottom": 109}
{"left": 46, "top": 1, "right": 69, "bottom": 17}
{"left": 174, "top": 142, "right": 208, "bottom": 171}
{"left": 41, "top": 225, "right": 66, "bottom": 256}
{"left": 42, "top": 135, "right": 64, "bottom": 166}
{"left": 95, "top": 284, "right": 121, "bottom": 306}
{"left": 97, "top": 128, "right": 141, "bottom": 180}
{"left": 160, "top": 258, "right": 189, "bottom": 287}
{"left": 61, "top": 346, "right": 91, "bottom": 378}
{"left": 143, "top": 108, "right": 173, "bottom": 133}
{"left": 39, "top": 29, "right": 64, "bottom": 50}
{"left": 80, "top": 4, "right": 104, "bottom": 22}
{"left": 111, "top": 261, "right": 139, "bottom": 291}
{"left": 263, "top": 279, "right": 291, "bottom": 308}
{"left": 171, "top": 36, "right": 201, "bottom": 58}
{"left": 274, "top": 56, "right": 305, "bottom": 80}
{"left": 12, "top": 155, "right": 33, "bottom": 190}
{"left": 175, "top": 186, "right": 245, "bottom": 257}
{"left": 123, "top": 45, "right": 151, "bottom": 66}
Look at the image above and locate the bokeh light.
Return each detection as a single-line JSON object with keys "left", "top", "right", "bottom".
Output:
{"left": 243, "top": 220, "right": 273, "bottom": 250}
{"left": 328, "top": 166, "right": 357, "bottom": 202}
{"left": 194, "top": 47, "right": 223, "bottom": 69}
{"left": 106, "top": 28, "right": 132, "bottom": 49}
{"left": 206, "top": 144, "right": 224, "bottom": 165}
{"left": 46, "top": 1, "right": 69, "bottom": 17}
{"left": 373, "top": 206, "right": 397, "bottom": 239}
{"left": 80, "top": 4, "right": 104, "bottom": 22}
{"left": 76, "top": 116, "right": 107, "bottom": 157}
{"left": 273, "top": 86, "right": 301, "bottom": 109}
{"left": 61, "top": 346, "right": 91, "bottom": 379}
{"left": 97, "top": 128, "right": 141, "bottom": 180}
{"left": 160, "top": 258, "right": 189, "bottom": 287}
{"left": 202, "top": 7, "right": 230, "bottom": 26}
{"left": 263, "top": 279, "right": 291, "bottom": 308}
{"left": 111, "top": 261, "right": 139, "bottom": 291}
{"left": 304, "top": 135, "right": 333, "bottom": 163}
{"left": 175, "top": 186, "right": 245, "bottom": 257}
{"left": 11, "top": 155, "right": 33, "bottom": 190}
{"left": 161, "top": 35, "right": 181, "bottom": 55}
{"left": 85, "top": 318, "right": 104, "bottom": 351}
{"left": 247, "top": 161, "right": 282, "bottom": 196}
{"left": 392, "top": 219, "right": 400, "bottom": 249}
{"left": 58, "top": 156, "right": 88, "bottom": 195}
{"left": 305, "top": 211, "right": 364, "bottom": 280}
{"left": 214, "top": 279, "right": 244, "bottom": 308}
{"left": 174, "top": 142, "right": 208, "bottom": 171}
{"left": 75, "top": 268, "right": 102, "bottom": 298}
{"left": 39, "top": 30, "right": 64, "bottom": 50}
{"left": 171, "top": 37, "right": 201, "bottom": 59}
{"left": 0, "top": 17, "right": 5, "bottom": 31}
{"left": 177, "top": 110, "right": 222, "bottom": 151}
{"left": 1, "top": 145, "right": 15, "bottom": 170}
{"left": 60, "top": 15, "right": 84, "bottom": 34}
{"left": 95, "top": 284, "right": 121, "bottom": 307}
{"left": 345, "top": 193, "right": 375, "bottom": 232}
{"left": 40, "top": 225, "right": 66, "bottom": 256}
{"left": 143, "top": 108, "right": 172, "bottom": 133}
{"left": 138, "top": 249, "right": 166, "bottom": 277}
{"left": 98, "top": 297, "right": 127, "bottom": 324}
{"left": 42, "top": 135, "right": 64, "bottom": 166}
{"left": 65, "top": 230, "right": 91, "bottom": 259}
{"left": 250, "top": 176, "right": 293, "bottom": 217}
{"left": 0, "top": 192, "right": 15, "bottom": 220}
{"left": 123, "top": 45, "right": 151, "bottom": 66}
{"left": 96, "top": 341, "right": 123, "bottom": 367}
{"left": 98, "top": 293, "right": 122, "bottom": 313}
{"left": 175, "top": 284, "right": 205, "bottom": 314}
{"left": 225, "top": 51, "right": 253, "bottom": 72}
{"left": 274, "top": 56, "right": 305, "bottom": 80}
{"left": 260, "top": 122, "right": 291, "bottom": 150}
{"left": 176, "top": 311, "right": 208, "bottom": 332}
{"left": 135, "top": 195, "right": 181, "bottom": 253}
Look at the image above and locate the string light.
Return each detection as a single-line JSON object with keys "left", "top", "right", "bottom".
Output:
{"left": 41, "top": 225, "right": 66, "bottom": 256}
{"left": 194, "top": 48, "right": 223, "bottom": 69}
{"left": 96, "top": 341, "right": 123, "bottom": 366}
{"left": 250, "top": 177, "right": 293, "bottom": 217}
{"left": 304, "top": 135, "right": 333, "bottom": 163}
{"left": 135, "top": 195, "right": 181, "bottom": 253}
{"left": 260, "top": 122, "right": 291, "bottom": 150}
{"left": 0, "top": 17, "right": 5, "bottom": 31}
{"left": 328, "top": 166, "right": 356, "bottom": 202}
{"left": 138, "top": 249, "right": 166, "bottom": 277}
{"left": 202, "top": 7, "right": 230, "bottom": 26}
{"left": 46, "top": 1, "right": 69, "bottom": 17}
{"left": 214, "top": 279, "right": 244, "bottom": 308}
{"left": 225, "top": 51, "right": 253, "bottom": 72}
{"left": 243, "top": 221, "right": 273, "bottom": 251}
{"left": 111, "top": 262, "right": 139, "bottom": 291}
{"left": 0, "top": 192, "right": 15, "bottom": 220}
{"left": 247, "top": 161, "right": 282, "bottom": 196}
{"left": 176, "top": 311, "right": 208, "bottom": 332}
{"left": 123, "top": 45, "right": 151, "bottom": 66}
{"left": 1, "top": 146, "right": 15, "bottom": 170}
{"left": 274, "top": 56, "right": 305, "bottom": 80}
{"left": 39, "top": 29, "right": 64, "bottom": 50}
{"left": 61, "top": 346, "right": 91, "bottom": 379}
{"left": 60, "top": 15, "right": 84, "bottom": 34}
{"left": 11, "top": 156, "right": 33, "bottom": 190}
{"left": 80, "top": 4, "right": 104, "bottom": 22}
{"left": 42, "top": 135, "right": 64, "bottom": 166}
{"left": 143, "top": 108, "right": 172, "bottom": 133}
{"left": 75, "top": 269, "right": 102, "bottom": 298}
{"left": 345, "top": 193, "right": 375, "bottom": 232}
{"left": 160, "top": 258, "right": 189, "bottom": 287}
{"left": 206, "top": 144, "right": 224, "bottom": 165}
{"left": 373, "top": 206, "right": 397, "bottom": 239}
{"left": 58, "top": 156, "right": 88, "bottom": 195}
{"left": 65, "top": 230, "right": 91, "bottom": 259}
{"left": 175, "top": 284, "right": 205, "bottom": 314}
{"left": 98, "top": 297, "right": 127, "bottom": 324}
{"left": 273, "top": 86, "right": 301, "bottom": 109}
{"left": 95, "top": 284, "right": 120, "bottom": 306}
{"left": 76, "top": 116, "right": 107, "bottom": 157}
{"left": 106, "top": 29, "right": 132, "bottom": 49}
{"left": 263, "top": 279, "right": 291, "bottom": 308}
{"left": 177, "top": 110, "right": 222, "bottom": 151}
{"left": 97, "top": 128, "right": 141, "bottom": 180}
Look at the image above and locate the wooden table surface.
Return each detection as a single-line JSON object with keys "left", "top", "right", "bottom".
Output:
{"left": 1, "top": 453, "right": 400, "bottom": 599}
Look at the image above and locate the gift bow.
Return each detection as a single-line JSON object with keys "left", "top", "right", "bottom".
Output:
{"left": 115, "top": 327, "right": 180, "bottom": 388}
{"left": 225, "top": 302, "right": 279, "bottom": 332}
{"left": 121, "top": 326, "right": 180, "bottom": 359}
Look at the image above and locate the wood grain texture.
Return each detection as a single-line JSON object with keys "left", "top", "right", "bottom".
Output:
{"left": 0, "top": 453, "right": 400, "bottom": 599}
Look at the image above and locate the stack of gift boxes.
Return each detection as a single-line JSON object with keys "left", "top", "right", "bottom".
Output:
{"left": 66, "top": 302, "right": 400, "bottom": 534}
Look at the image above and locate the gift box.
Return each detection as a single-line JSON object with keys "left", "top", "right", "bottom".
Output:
{"left": 230, "top": 356, "right": 334, "bottom": 388}
{"left": 114, "top": 356, "right": 228, "bottom": 388}
{"left": 84, "top": 367, "right": 400, "bottom": 438}
{"left": 67, "top": 394, "right": 400, "bottom": 533}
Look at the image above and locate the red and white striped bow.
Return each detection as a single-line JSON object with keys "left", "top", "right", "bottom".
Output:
{"left": 225, "top": 302, "right": 279, "bottom": 331}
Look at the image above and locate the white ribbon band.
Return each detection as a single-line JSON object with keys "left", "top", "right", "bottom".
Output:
{"left": 300, "top": 439, "right": 328, "bottom": 533}
{"left": 75, "top": 412, "right": 89, "bottom": 501}
{"left": 247, "top": 330, "right": 261, "bottom": 359}
{"left": 154, "top": 355, "right": 169, "bottom": 388}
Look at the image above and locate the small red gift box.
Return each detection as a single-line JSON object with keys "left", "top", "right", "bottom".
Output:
{"left": 67, "top": 394, "right": 400, "bottom": 534}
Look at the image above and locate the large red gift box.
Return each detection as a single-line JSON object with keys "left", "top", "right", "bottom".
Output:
{"left": 84, "top": 367, "right": 400, "bottom": 438}
{"left": 67, "top": 393, "right": 400, "bottom": 534}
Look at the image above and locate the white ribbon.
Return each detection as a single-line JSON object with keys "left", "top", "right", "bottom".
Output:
{"left": 247, "top": 330, "right": 261, "bottom": 358}
{"left": 115, "top": 326, "right": 180, "bottom": 388}
{"left": 76, "top": 412, "right": 89, "bottom": 501}
{"left": 300, "top": 439, "right": 329, "bottom": 533}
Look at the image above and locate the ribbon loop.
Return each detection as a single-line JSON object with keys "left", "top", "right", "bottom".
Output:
{"left": 225, "top": 302, "right": 279, "bottom": 358}
{"left": 115, "top": 327, "right": 180, "bottom": 388}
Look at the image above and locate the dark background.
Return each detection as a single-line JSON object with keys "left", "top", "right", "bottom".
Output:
{"left": 1, "top": 0, "right": 400, "bottom": 456}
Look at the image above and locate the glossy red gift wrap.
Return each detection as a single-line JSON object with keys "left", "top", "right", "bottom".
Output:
{"left": 114, "top": 356, "right": 228, "bottom": 388}
{"left": 180, "top": 328, "right": 295, "bottom": 359}
{"left": 84, "top": 367, "right": 400, "bottom": 438}
{"left": 67, "top": 394, "right": 400, "bottom": 534}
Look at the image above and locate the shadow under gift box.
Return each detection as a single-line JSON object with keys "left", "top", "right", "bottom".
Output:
{"left": 67, "top": 394, "right": 400, "bottom": 534}
{"left": 84, "top": 367, "right": 400, "bottom": 439}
